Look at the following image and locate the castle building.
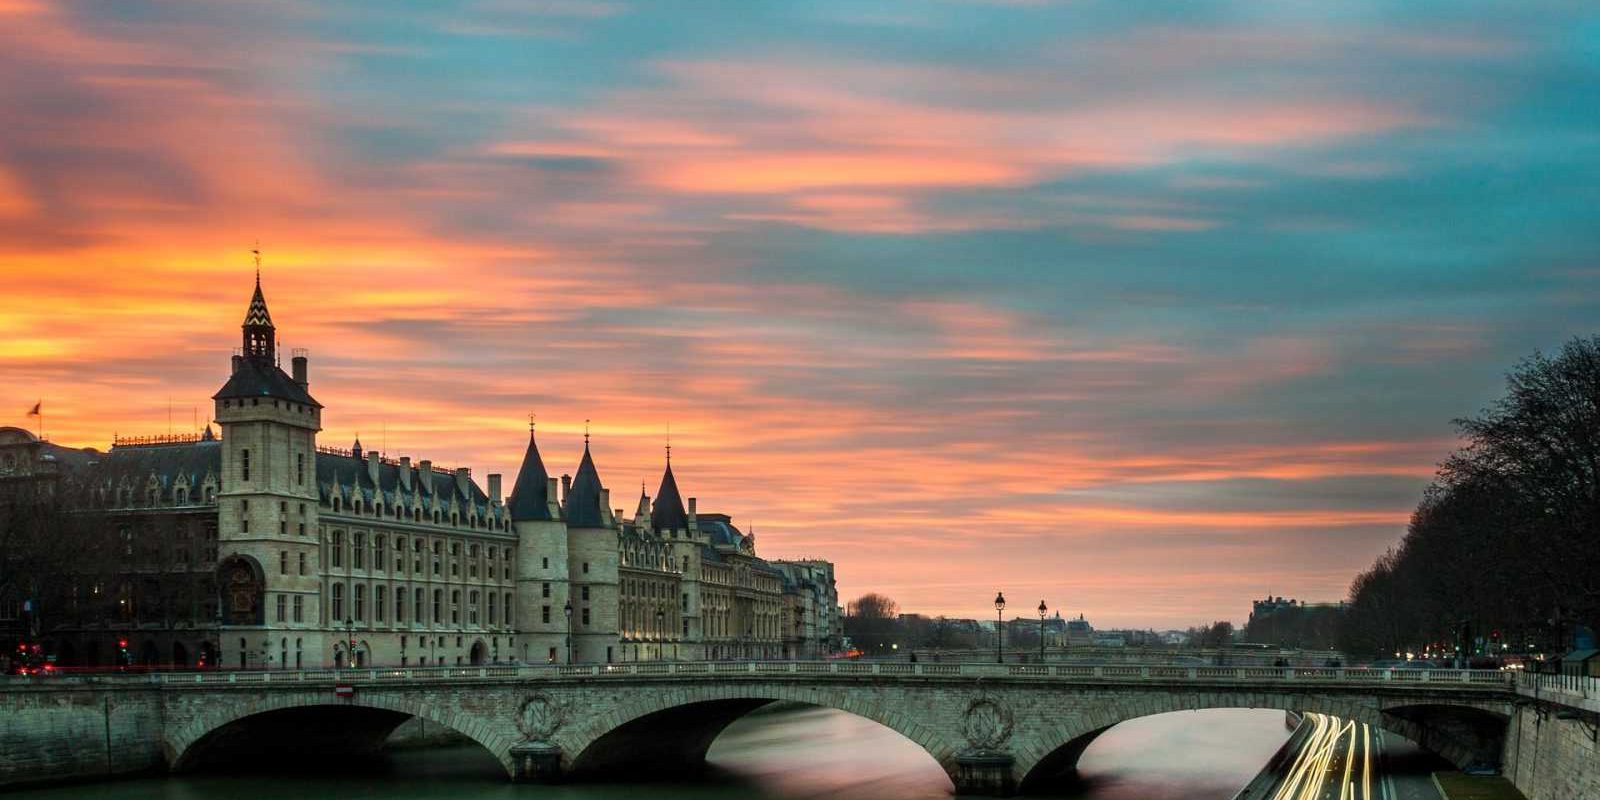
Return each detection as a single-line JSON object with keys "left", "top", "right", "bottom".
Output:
{"left": 1, "top": 276, "right": 837, "bottom": 669}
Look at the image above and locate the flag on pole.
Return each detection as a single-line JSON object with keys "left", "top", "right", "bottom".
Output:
{"left": 27, "top": 401, "right": 40, "bottom": 416}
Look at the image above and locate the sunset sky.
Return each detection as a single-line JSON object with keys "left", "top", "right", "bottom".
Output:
{"left": 2, "top": 1, "right": 1597, "bottom": 629}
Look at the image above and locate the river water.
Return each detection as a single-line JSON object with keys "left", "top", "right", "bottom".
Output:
{"left": 15, "top": 705, "right": 1291, "bottom": 800}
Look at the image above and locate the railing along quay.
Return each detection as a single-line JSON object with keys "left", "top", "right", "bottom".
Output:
{"left": 3, "top": 662, "right": 1519, "bottom": 688}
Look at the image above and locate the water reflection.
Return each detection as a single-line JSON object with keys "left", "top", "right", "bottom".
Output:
{"left": 7, "top": 704, "right": 1291, "bottom": 800}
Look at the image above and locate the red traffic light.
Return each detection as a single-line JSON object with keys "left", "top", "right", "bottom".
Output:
{"left": 117, "top": 638, "right": 128, "bottom": 648}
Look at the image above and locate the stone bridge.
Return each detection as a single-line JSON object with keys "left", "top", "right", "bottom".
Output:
{"left": 1, "top": 662, "right": 1526, "bottom": 796}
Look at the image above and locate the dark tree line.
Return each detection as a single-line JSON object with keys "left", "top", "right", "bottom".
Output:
{"left": 1341, "top": 337, "right": 1600, "bottom": 658}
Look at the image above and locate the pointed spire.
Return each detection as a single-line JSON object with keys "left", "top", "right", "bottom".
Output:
{"left": 651, "top": 452, "right": 688, "bottom": 532}
{"left": 352, "top": 434, "right": 363, "bottom": 460}
{"left": 241, "top": 254, "right": 275, "bottom": 359}
{"left": 566, "top": 435, "right": 606, "bottom": 528}
{"left": 508, "top": 419, "right": 553, "bottom": 521}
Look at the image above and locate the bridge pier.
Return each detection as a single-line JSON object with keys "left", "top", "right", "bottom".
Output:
{"left": 509, "top": 741, "right": 563, "bottom": 783}
{"left": 953, "top": 752, "right": 1017, "bottom": 797}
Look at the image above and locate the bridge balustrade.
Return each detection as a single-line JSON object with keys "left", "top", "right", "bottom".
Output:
{"left": 4, "top": 661, "right": 1523, "bottom": 688}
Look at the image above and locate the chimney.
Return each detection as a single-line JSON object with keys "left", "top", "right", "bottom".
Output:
{"left": 419, "top": 459, "right": 432, "bottom": 491}
{"left": 546, "top": 477, "right": 560, "bottom": 517}
{"left": 399, "top": 456, "right": 412, "bottom": 490}
{"left": 231, "top": 354, "right": 242, "bottom": 375}
{"left": 688, "top": 497, "right": 697, "bottom": 515}
{"left": 561, "top": 474, "right": 572, "bottom": 505}
{"left": 291, "top": 354, "right": 308, "bottom": 388}
{"left": 366, "top": 451, "right": 380, "bottom": 484}
{"left": 454, "top": 466, "right": 470, "bottom": 496}
{"left": 488, "top": 473, "right": 502, "bottom": 504}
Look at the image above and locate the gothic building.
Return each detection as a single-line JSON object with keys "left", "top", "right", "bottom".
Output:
{"left": 2, "top": 276, "right": 839, "bottom": 669}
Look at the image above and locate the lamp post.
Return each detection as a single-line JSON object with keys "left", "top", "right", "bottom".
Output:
{"left": 994, "top": 592, "right": 1006, "bottom": 664}
{"left": 563, "top": 601, "right": 573, "bottom": 664}
{"left": 1038, "top": 600, "right": 1048, "bottom": 662}
{"left": 345, "top": 617, "right": 355, "bottom": 669}
{"left": 656, "top": 609, "right": 666, "bottom": 662}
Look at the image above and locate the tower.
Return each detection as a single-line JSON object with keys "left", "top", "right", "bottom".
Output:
{"left": 212, "top": 271, "right": 323, "bottom": 669}
{"left": 565, "top": 434, "right": 618, "bottom": 663}
{"left": 510, "top": 420, "right": 569, "bottom": 663}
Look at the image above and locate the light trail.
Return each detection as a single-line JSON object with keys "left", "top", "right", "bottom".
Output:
{"left": 1266, "top": 712, "right": 1380, "bottom": 800}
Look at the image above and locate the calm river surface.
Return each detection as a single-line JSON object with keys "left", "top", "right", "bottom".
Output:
{"left": 14, "top": 706, "right": 1290, "bottom": 800}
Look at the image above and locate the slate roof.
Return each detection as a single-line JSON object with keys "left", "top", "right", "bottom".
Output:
{"left": 695, "top": 514, "right": 744, "bottom": 548}
{"left": 98, "top": 440, "right": 222, "bottom": 500}
{"left": 651, "top": 461, "right": 688, "bottom": 531}
{"left": 315, "top": 451, "right": 501, "bottom": 520}
{"left": 508, "top": 427, "right": 554, "bottom": 521}
{"left": 212, "top": 356, "right": 320, "bottom": 407}
{"left": 565, "top": 443, "right": 607, "bottom": 528}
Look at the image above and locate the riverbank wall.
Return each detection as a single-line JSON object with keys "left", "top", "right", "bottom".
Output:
{"left": 0, "top": 683, "right": 166, "bottom": 789}
{"left": 1501, "top": 698, "right": 1600, "bottom": 800}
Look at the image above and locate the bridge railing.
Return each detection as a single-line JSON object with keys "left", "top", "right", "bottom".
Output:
{"left": 2, "top": 661, "right": 1520, "bottom": 688}
{"left": 1517, "top": 671, "right": 1600, "bottom": 702}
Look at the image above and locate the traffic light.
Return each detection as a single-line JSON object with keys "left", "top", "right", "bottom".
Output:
{"left": 117, "top": 638, "right": 130, "bottom": 666}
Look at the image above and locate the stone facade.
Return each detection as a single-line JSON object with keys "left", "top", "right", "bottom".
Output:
{"left": 5, "top": 275, "right": 838, "bottom": 670}
{"left": 0, "top": 667, "right": 1537, "bottom": 796}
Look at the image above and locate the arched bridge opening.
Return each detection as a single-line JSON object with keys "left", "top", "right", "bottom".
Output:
{"left": 168, "top": 699, "right": 513, "bottom": 778}
{"left": 174, "top": 705, "right": 415, "bottom": 773}
{"left": 565, "top": 695, "right": 956, "bottom": 792}
{"left": 1016, "top": 699, "right": 1511, "bottom": 794}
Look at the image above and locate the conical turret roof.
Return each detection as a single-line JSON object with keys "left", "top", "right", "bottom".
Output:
{"left": 651, "top": 459, "right": 688, "bottom": 531}
{"left": 565, "top": 442, "right": 606, "bottom": 528}
{"left": 508, "top": 425, "right": 553, "bottom": 521}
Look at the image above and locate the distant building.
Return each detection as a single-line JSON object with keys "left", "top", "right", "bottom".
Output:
{"left": 1245, "top": 595, "right": 1347, "bottom": 650}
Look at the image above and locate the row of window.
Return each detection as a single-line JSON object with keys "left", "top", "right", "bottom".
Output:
{"left": 323, "top": 583, "right": 515, "bottom": 629}
{"left": 325, "top": 531, "right": 513, "bottom": 581}
{"left": 328, "top": 494, "right": 510, "bottom": 532}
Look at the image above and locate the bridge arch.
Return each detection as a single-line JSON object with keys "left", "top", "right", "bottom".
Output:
{"left": 1014, "top": 692, "right": 1510, "bottom": 793}
{"left": 559, "top": 682, "right": 963, "bottom": 785}
{"left": 165, "top": 690, "right": 518, "bottom": 776}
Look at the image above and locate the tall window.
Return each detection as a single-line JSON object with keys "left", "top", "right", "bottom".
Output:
{"left": 416, "top": 588, "right": 426, "bottom": 623}
{"left": 354, "top": 584, "right": 365, "bottom": 621}
{"left": 505, "top": 593, "right": 513, "bottom": 627}
{"left": 375, "top": 536, "right": 387, "bottom": 571}
{"left": 331, "top": 583, "right": 345, "bottom": 620}
{"left": 469, "top": 590, "right": 480, "bottom": 625}
{"left": 488, "top": 593, "right": 497, "bottom": 625}
{"left": 375, "top": 586, "right": 386, "bottom": 622}
{"left": 353, "top": 533, "right": 366, "bottom": 570}
{"left": 293, "top": 595, "right": 303, "bottom": 622}
{"left": 396, "top": 589, "right": 406, "bottom": 623}
{"left": 433, "top": 590, "right": 442, "bottom": 623}
{"left": 276, "top": 594, "right": 286, "bottom": 622}
{"left": 241, "top": 448, "right": 250, "bottom": 482}
{"left": 298, "top": 552, "right": 306, "bottom": 575}
{"left": 296, "top": 453, "right": 304, "bottom": 485}
{"left": 331, "top": 531, "right": 343, "bottom": 568}
{"left": 451, "top": 590, "right": 461, "bottom": 624}
{"left": 279, "top": 551, "right": 287, "bottom": 575}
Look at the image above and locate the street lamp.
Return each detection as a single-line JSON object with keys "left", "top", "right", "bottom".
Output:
{"left": 563, "top": 601, "right": 573, "bottom": 664}
{"left": 1038, "top": 600, "right": 1048, "bottom": 662}
{"left": 994, "top": 592, "right": 1006, "bottom": 664}
{"left": 656, "top": 609, "right": 666, "bottom": 662}
{"left": 344, "top": 617, "right": 356, "bottom": 669}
